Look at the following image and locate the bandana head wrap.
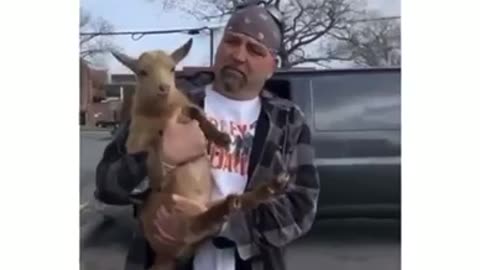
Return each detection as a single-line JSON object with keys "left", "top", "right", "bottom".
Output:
{"left": 224, "top": 5, "right": 282, "bottom": 53}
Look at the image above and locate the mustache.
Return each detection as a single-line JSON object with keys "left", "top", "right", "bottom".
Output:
{"left": 220, "top": 66, "right": 247, "bottom": 80}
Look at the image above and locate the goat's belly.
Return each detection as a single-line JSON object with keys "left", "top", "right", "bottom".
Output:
{"left": 166, "top": 157, "right": 212, "bottom": 204}
{"left": 139, "top": 156, "right": 213, "bottom": 256}
{"left": 139, "top": 193, "right": 202, "bottom": 257}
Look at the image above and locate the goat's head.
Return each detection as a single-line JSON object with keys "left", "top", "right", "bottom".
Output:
{"left": 111, "top": 38, "right": 193, "bottom": 103}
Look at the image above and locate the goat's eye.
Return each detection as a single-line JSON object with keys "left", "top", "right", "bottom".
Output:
{"left": 138, "top": 70, "right": 148, "bottom": 77}
{"left": 171, "top": 67, "right": 175, "bottom": 73}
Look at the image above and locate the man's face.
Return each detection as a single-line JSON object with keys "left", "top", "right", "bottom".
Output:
{"left": 213, "top": 31, "right": 276, "bottom": 94}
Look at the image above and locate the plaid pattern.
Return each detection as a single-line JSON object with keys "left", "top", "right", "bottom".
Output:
{"left": 95, "top": 83, "right": 320, "bottom": 270}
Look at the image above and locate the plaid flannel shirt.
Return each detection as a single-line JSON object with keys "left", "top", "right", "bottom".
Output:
{"left": 95, "top": 83, "right": 320, "bottom": 270}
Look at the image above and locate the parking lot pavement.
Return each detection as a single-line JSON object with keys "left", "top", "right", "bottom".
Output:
{"left": 80, "top": 130, "right": 111, "bottom": 205}
{"left": 285, "top": 218, "right": 400, "bottom": 270}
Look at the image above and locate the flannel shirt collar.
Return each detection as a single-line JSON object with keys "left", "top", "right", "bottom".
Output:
{"left": 187, "top": 83, "right": 292, "bottom": 119}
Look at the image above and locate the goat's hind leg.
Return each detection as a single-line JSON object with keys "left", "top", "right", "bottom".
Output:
{"left": 190, "top": 173, "right": 291, "bottom": 235}
{"left": 233, "top": 172, "right": 291, "bottom": 211}
{"left": 189, "top": 194, "right": 242, "bottom": 235}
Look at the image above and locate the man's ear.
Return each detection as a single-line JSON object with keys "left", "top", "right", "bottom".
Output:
{"left": 263, "top": 58, "right": 276, "bottom": 80}
{"left": 273, "top": 55, "right": 280, "bottom": 68}
{"left": 269, "top": 56, "right": 279, "bottom": 76}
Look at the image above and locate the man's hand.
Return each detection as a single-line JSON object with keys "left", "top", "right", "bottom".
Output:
{"left": 152, "top": 194, "right": 208, "bottom": 247}
{"left": 160, "top": 118, "right": 208, "bottom": 166}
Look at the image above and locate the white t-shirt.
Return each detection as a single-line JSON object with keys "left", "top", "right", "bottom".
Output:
{"left": 193, "top": 85, "right": 261, "bottom": 270}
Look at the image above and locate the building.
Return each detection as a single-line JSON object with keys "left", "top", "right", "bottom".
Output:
{"left": 79, "top": 58, "right": 112, "bottom": 127}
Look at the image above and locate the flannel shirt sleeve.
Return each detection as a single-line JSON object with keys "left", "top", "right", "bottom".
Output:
{"left": 252, "top": 108, "right": 320, "bottom": 247}
{"left": 217, "top": 107, "right": 320, "bottom": 258}
{"left": 95, "top": 121, "right": 149, "bottom": 205}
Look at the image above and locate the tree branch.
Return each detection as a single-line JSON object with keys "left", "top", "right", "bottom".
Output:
{"left": 81, "top": 49, "right": 102, "bottom": 57}
{"left": 149, "top": 0, "right": 374, "bottom": 67}
{"left": 274, "top": 0, "right": 281, "bottom": 8}
{"left": 289, "top": 56, "right": 333, "bottom": 69}
{"left": 284, "top": 0, "right": 305, "bottom": 33}
{"left": 79, "top": 8, "right": 118, "bottom": 66}
{"left": 287, "top": 17, "right": 335, "bottom": 55}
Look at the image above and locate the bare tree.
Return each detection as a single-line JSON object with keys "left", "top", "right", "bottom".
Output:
{"left": 150, "top": 0, "right": 367, "bottom": 68}
{"left": 80, "top": 8, "right": 118, "bottom": 67}
{"left": 326, "top": 12, "right": 401, "bottom": 67}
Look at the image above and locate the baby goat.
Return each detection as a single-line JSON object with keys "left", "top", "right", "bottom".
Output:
{"left": 111, "top": 38, "right": 290, "bottom": 270}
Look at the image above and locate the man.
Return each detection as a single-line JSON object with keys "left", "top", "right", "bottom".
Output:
{"left": 95, "top": 3, "right": 320, "bottom": 270}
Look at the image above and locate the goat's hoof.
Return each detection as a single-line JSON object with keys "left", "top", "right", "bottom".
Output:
{"left": 215, "top": 132, "right": 231, "bottom": 149}
{"left": 227, "top": 195, "right": 241, "bottom": 211}
{"left": 271, "top": 173, "right": 290, "bottom": 193}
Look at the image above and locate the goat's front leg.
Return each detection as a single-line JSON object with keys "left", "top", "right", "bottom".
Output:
{"left": 183, "top": 105, "right": 231, "bottom": 149}
{"left": 126, "top": 119, "right": 157, "bottom": 154}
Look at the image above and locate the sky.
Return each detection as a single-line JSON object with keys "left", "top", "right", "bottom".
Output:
{"left": 80, "top": 0, "right": 400, "bottom": 74}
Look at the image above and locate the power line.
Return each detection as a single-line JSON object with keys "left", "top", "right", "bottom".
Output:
{"left": 80, "top": 25, "right": 222, "bottom": 41}
{"left": 79, "top": 16, "right": 400, "bottom": 65}
{"left": 80, "top": 25, "right": 221, "bottom": 65}
{"left": 79, "top": 16, "right": 400, "bottom": 38}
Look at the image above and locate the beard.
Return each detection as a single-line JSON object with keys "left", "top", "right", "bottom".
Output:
{"left": 219, "top": 66, "right": 247, "bottom": 93}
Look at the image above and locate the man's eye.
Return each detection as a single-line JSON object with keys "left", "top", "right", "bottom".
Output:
{"left": 247, "top": 44, "right": 267, "bottom": 57}
{"left": 224, "top": 37, "right": 239, "bottom": 45}
{"left": 138, "top": 70, "right": 148, "bottom": 77}
{"left": 251, "top": 49, "right": 263, "bottom": 56}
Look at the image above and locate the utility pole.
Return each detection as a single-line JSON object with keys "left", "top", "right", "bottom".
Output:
{"left": 209, "top": 28, "right": 215, "bottom": 66}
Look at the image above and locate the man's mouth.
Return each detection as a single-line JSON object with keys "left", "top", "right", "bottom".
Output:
{"left": 222, "top": 66, "right": 246, "bottom": 80}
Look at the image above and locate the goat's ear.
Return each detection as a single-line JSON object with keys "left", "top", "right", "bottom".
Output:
{"left": 171, "top": 38, "right": 193, "bottom": 64}
{"left": 111, "top": 51, "right": 138, "bottom": 73}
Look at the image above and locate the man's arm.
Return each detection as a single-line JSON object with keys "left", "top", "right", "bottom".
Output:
{"left": 253, "top": 114, "right": 319, "bottom": 247}
{"left": 95, "top": 121, "right": 149, "bottom": 205}
{"left": 217, "top": 108, "right": 320, "bottom": 257}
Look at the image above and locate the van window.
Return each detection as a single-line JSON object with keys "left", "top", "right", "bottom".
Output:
{"left": 312, "top": 71, "right": 400, "bottom": 131}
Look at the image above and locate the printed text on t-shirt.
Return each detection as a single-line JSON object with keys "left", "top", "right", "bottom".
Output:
{"left": 207, "top": 117, "right": 256, "bottom": 177}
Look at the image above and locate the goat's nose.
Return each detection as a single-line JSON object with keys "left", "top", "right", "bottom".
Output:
{"left": 158, "top": 83, "right": 170, "bottom": 93}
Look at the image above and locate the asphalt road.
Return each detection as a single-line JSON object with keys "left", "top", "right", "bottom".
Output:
{"left": 81, "top": 131, "right": 107, "bottom": 205}
{"left": 80, "top": 130, "right": 401, "bottom": 270}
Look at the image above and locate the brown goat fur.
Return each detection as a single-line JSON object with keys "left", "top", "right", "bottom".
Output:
{"left": 111, "top": 38, "right": 291, "bottom": 270}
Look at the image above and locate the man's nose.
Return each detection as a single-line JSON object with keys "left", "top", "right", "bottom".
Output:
{"left": 231, "top": 45, "right": 247, "bottom": 63}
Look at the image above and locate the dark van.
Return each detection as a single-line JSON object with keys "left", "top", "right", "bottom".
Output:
{"left": 132, "top": 66, "right": 402, "bottom": 220}
{"left": 263, "top": 67, "right": 401, "bottom": 219}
